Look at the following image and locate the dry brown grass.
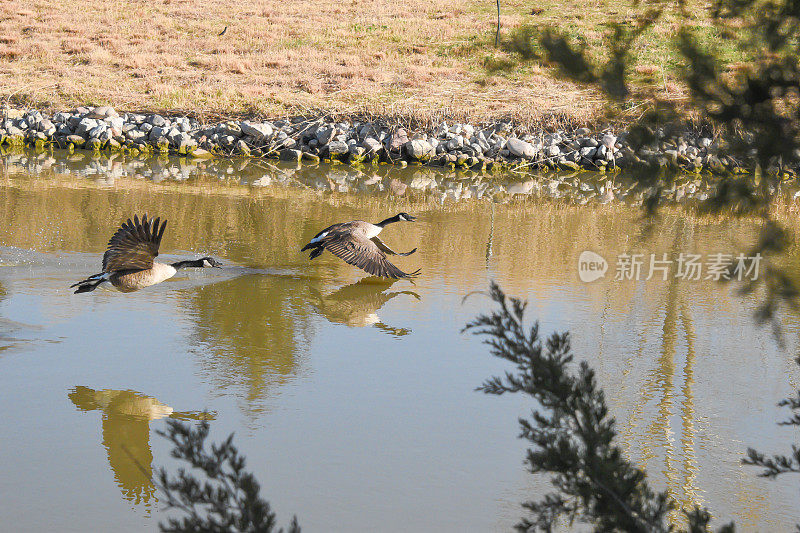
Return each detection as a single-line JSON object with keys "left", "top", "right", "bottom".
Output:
{"left": 0, "top": 0, "right": 605, "bottom": 125}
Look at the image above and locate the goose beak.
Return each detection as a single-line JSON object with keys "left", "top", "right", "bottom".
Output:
{"left": 406, "top": 215, "right": 417, "bottom": 222}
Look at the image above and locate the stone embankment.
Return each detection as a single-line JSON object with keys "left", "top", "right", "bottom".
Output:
{"left": 0, "top": 106, "right": 755, "bottom": 176}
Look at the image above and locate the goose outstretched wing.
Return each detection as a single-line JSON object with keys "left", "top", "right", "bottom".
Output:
{"left": 102, "top": 215, "right": 167, "bottom": 272}
{"left": 323, "top": 234, "right": 419, "bottom": 279}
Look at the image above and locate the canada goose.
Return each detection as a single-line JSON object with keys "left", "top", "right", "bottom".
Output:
{"left": 301, "top": 212, "right": 420, "bottom": 279}
{"left": 71, "top": 214, "right": 222, "bottom": 294}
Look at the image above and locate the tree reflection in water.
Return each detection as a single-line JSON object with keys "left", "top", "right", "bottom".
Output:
{"left": 178, "top": 273, "right": 315, "bottom": 420}
{"left": 68, "top": 386, "right": 214, "bottom": 507}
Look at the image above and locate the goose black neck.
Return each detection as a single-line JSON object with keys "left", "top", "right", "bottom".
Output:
{"left": 171, "top": 259, "right": 205, "bottom": 270}
{"left": 376, "top": 214, "right": 401, "bottom": 227}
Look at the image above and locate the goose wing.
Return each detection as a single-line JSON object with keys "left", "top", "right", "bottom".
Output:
{"left": 322, "top": 232, "right": 419, "bottom": 279}
{"left": 370, "top": 236, "right": 417, "bottom": 256}
{"left": 102, "top": 215, "right": 167, "bottom": 272}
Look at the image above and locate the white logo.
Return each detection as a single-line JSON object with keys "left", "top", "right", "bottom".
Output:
{"left": 578, "top": 251, "right": 608, "bottom": 282}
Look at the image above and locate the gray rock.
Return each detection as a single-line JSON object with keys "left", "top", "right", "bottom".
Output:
{"left": 327, "top": 140, "right": 349, "bottom": 158}
{"left": 148, "top": 114, "right": 167, "bottom": 127}
{"left": 387, "top": 128, "right": 408, "bottom": 152}
{"left": 75, "top": 118, "right": 98, "bottom": 137}
{"left": 405, "top": 139, "right": 434, "bottom": 161}
{"left": 236, "top": 140, "right": 251, "bottom": 156}
{"left": 88, "top": 125, "right": 107, "bottom": 139}
{"left": 316, "top": 125, "right": 338, "bottom": 145}
{"left": 544, "top": 145, "right": 560, "bottom": 157}
{"left": 87, "top": 106, "right": 118, "bottom": 119}
{"left": 278, "top": 137, "right": 296, "bottom": 149}
{"left": 581, "top": 137, "right": 599, "bottom": 148}
{"left": 602, "top": 133, "right": 617, "bottom": 148}
{"left": 545, "top": 133, "right": 563, "bottom": 145}
{"left": 126, "top": 129, "right": 146, "bottom": 141}
{"left": 149, "top": 126, "right": 167, "bottom": 141}
{"left": 361, "top": 137, "right": 382, "bottom": 153}
{"left": 65, "top": 134, "right": 85, "bottom": 146}
{"left": 507, "top": 137, "right": 536, "bottom": 158}
{"left": 54, "top": 112, "right": 71, "bottom": 124}
{"left": 241, "top": 121, "right": 273, "bottom": 140}
{"left": 446, "top": 135, "right": 464, "bottom": 151}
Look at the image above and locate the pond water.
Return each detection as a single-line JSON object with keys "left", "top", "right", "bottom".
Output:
{"left": 0, "top": 150, "right": 798, "bottom": 532}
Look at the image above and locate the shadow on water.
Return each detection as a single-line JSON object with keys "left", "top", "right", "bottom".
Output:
{"left": 68, "top": 386, "right": 214, "bottom": 508}
{"left": 307, "top": 277, "right": 420, "bottom": 336}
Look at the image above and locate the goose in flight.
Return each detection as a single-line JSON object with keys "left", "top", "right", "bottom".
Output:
{"left": 71, "top": 214, "right": 221, "bottom": 293}
{"left": 301, "top": 213, "right": 420, "bottom": 279}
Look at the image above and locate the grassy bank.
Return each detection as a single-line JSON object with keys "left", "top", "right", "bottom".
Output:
{"left": 0, "top": 0, "right": 747, "bottom": 126}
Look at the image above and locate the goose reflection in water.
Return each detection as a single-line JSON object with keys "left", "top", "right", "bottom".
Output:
{"left": 308, "top": 278, "right": 420, "bottom": 336}
{"left": 68, "top": 386, "right": 214, "bottom": 506}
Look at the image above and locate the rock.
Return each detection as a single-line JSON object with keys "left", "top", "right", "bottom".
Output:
{"left": 387, "top": 128, "right": 408, "bottom": 152}
{"left": 279, "top": 148, "right": 302, "bottom": 162}
{"left": 75, "top": 118, "right": 98, "bottom": 137}
{"left": 316, "top": 125, "right": 338, "bottom": 146}
{"left": 189, "top": 148, "right": 214, "bottom": 158}
{"left": 507, "top": 137, "right": 536, "bottom": 158}
{"left": 87, "top": 106, "right": 118, "bottom": 119}
{"left": 446, "top": 135, "right": 464, "bottom": 151}
{"left": 66, "top": 134, "right": 86, "bottom": 146}
{"left": 88, "top": 124, "right": 107, "bottom": 139}
{"left": 85, "top": 138, "right": 103, "bottom": 151}
{"left": 361, "top": 137, "right": 382, "bottom": 154}
{"left": 236, "top": 140, "right": 251, "bottom": 155}
{"left": 326, "top": 140, "right": 349, "bottom": 160}
{"left": 241, "top": 122, "right": 273, "bottom": 140}
{"left": 544, "top": 145, "right": 560, "bottom": 158}
{"left": 301, "top": 152, "right": 320, "bottom": 163}
{"left": 126, "top": 129, "right": 147, "bottom": 141}
{"left": 148, "top": 114, "right": 167, "bottom": 127}
{"left": 149, "top": 126, "right": 167, "bottom": 141}
{"left": 601, "top": 133, "right": 616, "bottom": 148}
{"left": 348, "top": 145, "right": 366, "bottom": 163}
{"left": 404, "top": 139, "right": 434, "bottom": 161}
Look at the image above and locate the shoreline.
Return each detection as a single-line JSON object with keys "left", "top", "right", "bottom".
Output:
{"left": 0, "top": 105, "right": 772, "bottom": 179}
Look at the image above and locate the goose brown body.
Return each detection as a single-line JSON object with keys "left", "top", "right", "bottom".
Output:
{"left": 109, "top": 262, "right": 178, "bottom": 292}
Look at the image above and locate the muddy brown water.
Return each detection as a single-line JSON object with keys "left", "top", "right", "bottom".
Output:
{"left": 0, "top": 150, "right": 798, "bottom": 531}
